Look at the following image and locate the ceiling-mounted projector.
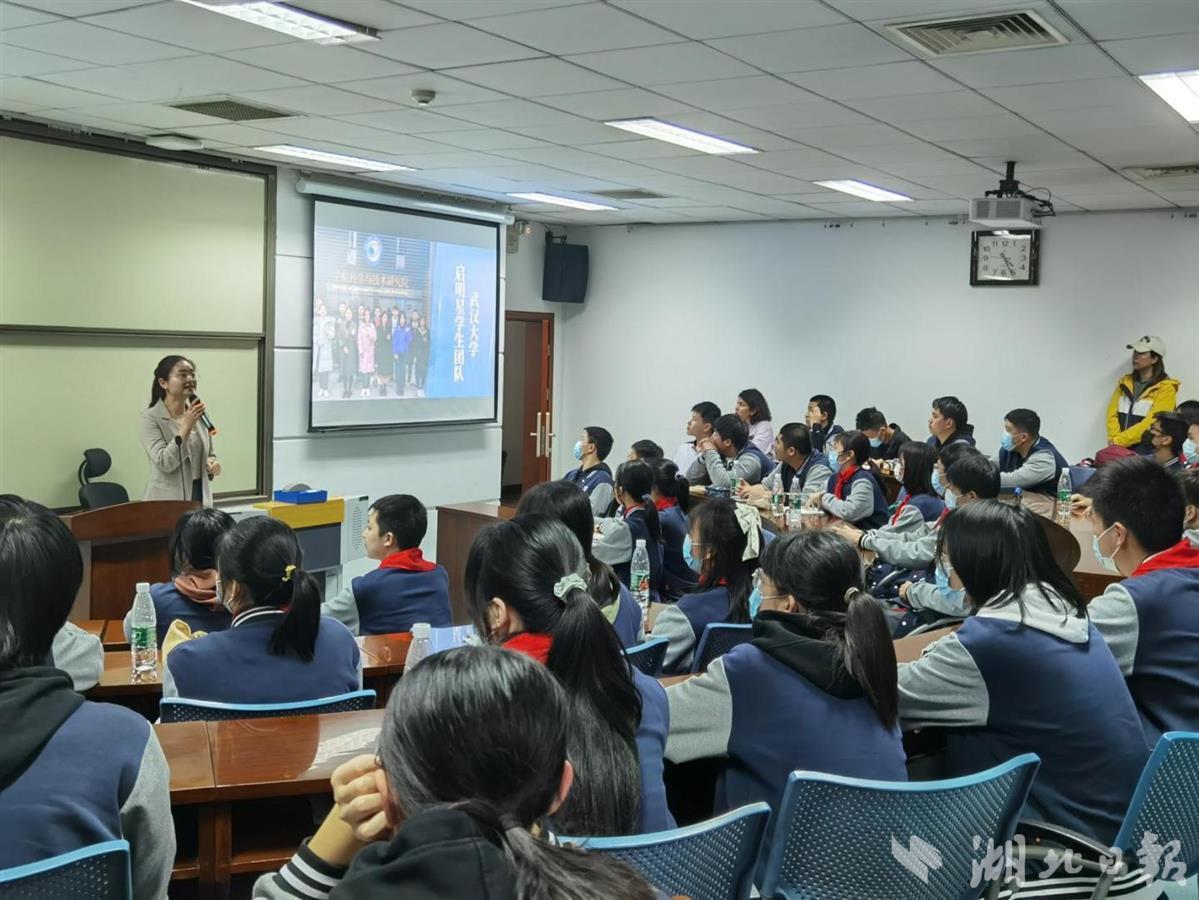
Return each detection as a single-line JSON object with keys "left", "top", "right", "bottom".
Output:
{"left": 970, "top": 161, "right": 1054, "bottom": 229}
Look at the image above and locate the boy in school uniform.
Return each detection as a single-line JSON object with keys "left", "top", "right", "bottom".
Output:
{"left": 687, "top": 414, "right": 774, "bottom": 489}
{"left": 1148, "top": 411, "right": 1190, "bottom": 470}
{"left": 996, "top": 408, "right": 1069, "bottom": 517}
{"left": 855, "top": 407, "right": 910, "bottom": 460}
{"left": 1181, "top": 468, "right": 1199, "bottom": 547}
{"left": 563, "top": 426, "right": 616, "bottom": 517}
{"left": 672, "top": 401, "right": 720, "bottom": 473}
{"left": 1086, "top": 457, "right": 1199, "bottom": 741}
{"left": 740, "top": 422, "right": 831, "bottom": 507}
{"left": 321, "top": 494, "right": 451, "bottom": 635}
{"left": 806, "top": 394, "right": 842, "bottom": 454}
{"left": 926, "top": 396, "right": 976, "bottom": 451}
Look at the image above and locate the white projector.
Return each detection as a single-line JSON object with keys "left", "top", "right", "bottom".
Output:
{"left": 970, "top": 196, "right": 1042, "bottom": 229}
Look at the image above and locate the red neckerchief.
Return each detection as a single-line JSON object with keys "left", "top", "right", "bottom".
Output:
{"left": 655, "top": 497, "right": 678, "bottom": 512}
{"left": 378, "top": 548, "right": 437, "bottom": 573}
{"left": 503, "top": 632, "right": 553, "bottom": 664}
{"left": 623, "top": 504, "right": 645, "bottom": 520}
{"left": 1131, "top": 540, "right": 1199, "bottom": 577}
{"left": 934, "top": 508, "right": 950, "bottom": 528}
{"left": 890, "top": 496, "right": 911, "bottom": 526}
{"left": 833, "top": 464, "right": 858, "bottom": 500}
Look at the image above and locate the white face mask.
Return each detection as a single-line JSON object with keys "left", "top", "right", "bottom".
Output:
{"left": 1092, "top": 523, "right": 1123, "bottom": 575}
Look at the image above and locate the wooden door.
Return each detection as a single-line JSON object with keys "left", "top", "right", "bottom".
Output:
{"left": 505, "top": 312, "right": 553, "bottom": 494}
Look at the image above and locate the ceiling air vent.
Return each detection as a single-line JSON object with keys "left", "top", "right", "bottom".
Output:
{"left": 887, "top": 10, "right": 1068, "bottom": 56}
{"left": 1123, "top": 164, "right": 1199, "bottom": 180}
{"left": 168, "top": 99, "right": 293, "bottom": 121}
{"left": 591, "top": 189, "right": 668, "bottom": 201}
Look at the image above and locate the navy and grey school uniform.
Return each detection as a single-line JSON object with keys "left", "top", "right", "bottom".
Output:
{"left": 658, "top": 502, "right": 696, "bottom": 600}
{"left": 0, "top": 669, "right": 175, "bottom": 900}
{"left": 594, "top": 506, "right": 663, "bottom": 597}
{"left": 122, "top": 582, "right": 232, "bottom": 646}
{"left": 926, "top": 425, "right": 976, "bottom": 451}
{"left": 665, "top": 611, "right": 906, "bottom": 816}
{"left": 49, "top": 621, "right": 103, "bottom": 691}
{"left": 1087, "top": 541, "right": 1199, "bottom": 743}
{"left": 767, "top": 454, "right": 832, "bottom": 505}
{"left": 609, "top": 583, "right": 644, "bottom": 648}
{"left": 891, "top": 489, "right": 946, "bottom": 525}
{"left": 861, "top": 510, "right": 957, "bottom": 614}
{"left": 163, "top": 608, "right": 361, "bottom": 703}
{"left": 809, "top": 423, "right": 843, "bottom": 455}
{"left": 651, "top": 585, "right": 735, "bottom": 674}
{"left": 321, "top": 557, "right": 451, "bottom": 635}
{"left": 869, "top": 425, "right": 911, "bottom": 460}
{"left": 998, "top": 436, "right": 1069, "bottom": 495}
{"left": 563, "top": 462, "right": 615, "bottom": 518}
{"left": 821, "top": 467, "right": 889, "bottom": 529}
{"left": 633, "top": 669, "right": 676, "bottom": 833}
{"left": 898, "top": 590, "right": 1149, "bottom": 843}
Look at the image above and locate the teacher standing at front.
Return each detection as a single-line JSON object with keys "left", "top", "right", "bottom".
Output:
{"left": 140, "top": 355, "right": 220, "bottom": 506}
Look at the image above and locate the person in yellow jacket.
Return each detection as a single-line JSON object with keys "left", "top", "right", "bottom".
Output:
{"left": 1106, "top": 335, "right": 1180, "bottom": 454}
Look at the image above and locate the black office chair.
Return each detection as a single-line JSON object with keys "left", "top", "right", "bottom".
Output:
{"left": 78, "top": 449, "right": 129, "bottom": 509}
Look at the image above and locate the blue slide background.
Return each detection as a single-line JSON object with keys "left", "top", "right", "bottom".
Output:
{"left": 427, "top": 243, "right": 497, "bottom": 399}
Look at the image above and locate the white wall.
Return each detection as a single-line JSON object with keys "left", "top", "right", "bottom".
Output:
{"left": 544, "top": 210, "right": 1198, "bottom": 473}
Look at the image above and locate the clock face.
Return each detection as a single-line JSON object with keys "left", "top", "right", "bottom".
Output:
{"left": 971, "top": 230, "right": 1039, "bottom": 286}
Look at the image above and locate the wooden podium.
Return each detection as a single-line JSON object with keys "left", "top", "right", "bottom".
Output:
{"left": 62, "top": 500, "right": 199, "bottom": 620}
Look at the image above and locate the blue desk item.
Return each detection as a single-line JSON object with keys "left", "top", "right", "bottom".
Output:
{"left": 427, "top": 625, "right": 477, "bottom": 656}
{"left": 272, "top": 488, "right": 329, "bottom": 504}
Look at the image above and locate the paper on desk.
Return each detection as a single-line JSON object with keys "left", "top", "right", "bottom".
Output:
{"left": 305, "top": 727, "right": 381, "bottom": 772}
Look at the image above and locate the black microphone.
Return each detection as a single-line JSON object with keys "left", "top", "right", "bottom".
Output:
{"left": 189, "top": 394, "right": 218, "bottom": 436}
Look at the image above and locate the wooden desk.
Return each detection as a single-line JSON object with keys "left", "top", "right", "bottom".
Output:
{"left": 154, "top": 721, "right": 216, "bottom": 888}
{"left": 436, "top": 501, "right": 516, "bottom": 624}
{"left": 102, "top": 619, "right": 130, "bottom": 650}
{"left": 93, "top": 651, "right": 161, "bottom": 696}
{"left": 357, "top": 633, "right": 410, "bottom": 706}
{"left": 77, "top": 619, "right": 105, "bottom": 638}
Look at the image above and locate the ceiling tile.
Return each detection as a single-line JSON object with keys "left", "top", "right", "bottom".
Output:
{"left": 619, "top": 208, "right": 696, "bottom": 223}
{"left": 565, "top": 43, "right": 757, "bottom": 86}
{"left": 367, "top": 22, "right": 542, "bottom": 68}
{"left": 0, "top": 75, "right": 115, "bottom": 107}
{"left": 220, "top": 44, "right": 417, "bottom": 84}
{"left": 0, "top": 2, "right": 60, "bottom": 29}
{"left": 1100, "top": 33, "right": 1199, "bottom": 74}
{"left": 288, "top": 0, "right": 439, "bottom": 30}
{"left": 82, "top": 3, "right": 302, "bottom": 53}
{"left": 929, "top": 44, "right": 1124, "bottom": 88}
{"left": 776, "top": 122, "right": 920, "bottom": 148}
{"left": 1049, "top": 126, "right": 1199, "bottom": 167}
{"left": 652, "top": 74, "right": 820, "bottom": 109}
{"left": 74, "top": 101, "right": 227, "bottom": 129}
{"left": 741, "top": 146, "right": 855, "bottom": 173}
{"left": 1023, "top": 101, "right": 1184, "bottom": 133}
{"left": 672, "top": 207, "right": 769, "bottom": 220}
{"left": 493, "top": 144, "right": 625, "bottom": 168}
{"left": 238, "top": 84, "right": 396, "bottom": 116}
{"left": 972, "top": 150, "right": 1099, "bottom": 171}
{"left": 723, "top": 99, "right": 871, "bottom": 129}
{"left": 9, "top": 0, "right": 156, "bottom": 14}
{"left": 337, "top": 71, "right": 506, "bottom": 106}
{"left": 24, "top": 107, "right": 135, "bottom": 131}
{"left": 822, "top": 0, "right": 1022, "bottom": 22}
{"left": 839, "top": 141, "right": 959, "bottom": 164}
{"left": 38, "top": 55, "right": 306, "bottom": 102}
{"left": 590, "top": 138, "right": 706, "bottom": 159}
{"left": 262, "top": 117, "right": 457, "bottom": 155}
{"left": 802, "top": 200, "right": 913, "bottom": 215}
{"left": 536, "top": 87, "right": 695, "bottom": 120}
{"left": 902, "top": 114, "right": 1046, "bottom": 141}
{"left": 507, "top": 120, "right": 629, "bottom": 143}
{"left": 0, "top": 43, "right": 91, "bottom": 75}
{"left": 638, "top": 153, "right": 757, "bottom": 179}
{"left": 440, "top": 98, "right": 578, "bottom": 127}
{"left": 1062, "top": 193, "right": 1174, "bottom": 210}
{"left": 421, "top": 128, "right": 547, "bottom": 150}
{"left": 708, "top": 23, "right": 911, "bottom": 73}
{"left": 337, "top": 107, "right": 480, "bottom": 132}
{"left": 1053, "top": 0, "right": 1199, "bottom": 41}
{"left": 1152, "top": 189, "right": 1199, "bottom": 204}
{"left": 846, "top": 90, "right": 1006, "bottom": 122}
{"left": 1, "top": 19, "right": 192, "bottom": 64}
{"left": 401, "top": 1, "right": 587, "bottom": 19}
{"left": 935, "top": 132, "right": 1079, "bottom": 160}
{"left": 785, "top": 60, "right": 958, "bottom": 100}
{"left": 876, "top": 157, "right": 997, "bottom": 178}
{"left": 172, "top": 122, "right": 299, "bottom": 146}
{"left": 611, "top": 0, "right": 847, "bottom": 39}
{"left": 469, "top": 3, "right": 681, "bottom": 54}
{"left": 444, "top": 57, "right": 624, "bottom": 96}
{"left": 983, "top": 77, "right": 1152, "bottom": 113}
{"left": 902, "top": 199, "right": 969, "bottom": 215}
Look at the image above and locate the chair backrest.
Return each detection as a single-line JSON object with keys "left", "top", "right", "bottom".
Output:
{"left": 1034, "top": 514, "right": 1081, "bottom": 579}
{"left": 568, "top": 803, "right": 771, "bottom": 900}
{"left": 0, "top": 839, "right": 130, "bottom": 899}
{"left": 758, "top": 754, "right": 1040, "bottom": 900}
{"left": 159, "top": 689, "right": 376, "bottom": 723}
{"left": 624, "top": 637, "right": 669, "bottom": 677}
{"left": 692, "top": 623, "right": 753, "bottom": 673}
{"left": 1112, "top": 732, "right": 1199, "bottom": 876}
{"left": 79, "top": 482, "right": 130, "bottom": 510}
{"left": 1068, "top": 465, "right": 1097, "bottom": 490}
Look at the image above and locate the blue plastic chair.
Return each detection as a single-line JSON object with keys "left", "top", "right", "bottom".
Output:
{"left": 159, "top": 689, "right": 377, "bottom": 723}
{"left": 0, "top": 839, "right": 130, "bottom": 899}
{"left": 691, "top": 623, "right": 753, "bottom": 673}
{"left": 624, "top": 637, "right": 669, "bottom": 677}
{"left": 1069, "top": 465, "right": 1097, "bottom": 490}
{"left": 567, "top": 803, "right": 771, "bottom": 900}
{"left": 758, "top": 754, "right": 1040, "bottom": 900}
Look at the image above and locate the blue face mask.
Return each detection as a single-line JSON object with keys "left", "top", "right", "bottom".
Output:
{"left": 934, "top": 563, "right": 966, "bottom": 608}
{"left": 683, "top": 534, "right": 703, "bottom": 573}
{"left": 748, "top": 587, "right": 763, "bottom": 618}
{"left": 945, "top": 488, "right": 958, "bottom": 510}
{"left": 572, "top": 440, "right": 584, "bottom": 461}
{"left": 931, "top": 468, "right": 945, "bottom": 496}
{"left": 1184, "top": 437, "right": 1198, "bottom": 464}
{"left": 868, "top": 436, "right": 882, "bottom": 448}
{"left": 828, "top": 451, "right": 842, "bottom": 473}
{"left": 999, "top": 432, "right": 1015, "bottom": 452}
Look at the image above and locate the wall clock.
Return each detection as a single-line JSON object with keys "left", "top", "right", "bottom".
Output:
{"left": 970, "top": 229, "right": 1040, "bottom": 286}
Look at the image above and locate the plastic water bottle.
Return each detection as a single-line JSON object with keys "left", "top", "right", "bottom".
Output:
{"left": 728, "top": 461, "right": 740, "bottom": 494}
{"left": 130, "top": 582, "right": 157, "bottom": 680}
{"left": 1055, "top": 469, "right": 1073, "bottom": 527}
{"left": 787, "top": 482, "right": 802, "bottom": 529}
{"left": 770, "top": 470, "right": 785, "bottom": 517}
{"left": 407, "top": 623, "right": 432, "bottom": 670}
{"left": 631, "top": 539, "right": 652, "bottom": 617}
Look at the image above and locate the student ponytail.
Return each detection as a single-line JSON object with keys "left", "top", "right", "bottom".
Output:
{"left": 841, "top": 587, "right": 899, "bottom": 731}
{"left": 615, "top": 460, "right": 663, "bottom": 545}
{"left": 270, "top": 566, "right": 320, "bottom": 662}
{"left": 651, "top": 458, "right": 691, "bottom": 513}
{"left": 689, "top": 499, "right": 757, "bottom": 623}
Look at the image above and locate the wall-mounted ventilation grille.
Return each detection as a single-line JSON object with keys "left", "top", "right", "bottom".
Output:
{"left": 887, "top": 10, "right": 1068, "bottom": 56}
{"left": 592, "top": 189, "right": 668, "bottom": 200}
{"left": 169, "top": 99, "right": 292, "bottom": 121}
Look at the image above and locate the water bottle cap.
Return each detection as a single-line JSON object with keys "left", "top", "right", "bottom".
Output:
{"left": 136, "top": 582, "right": 150, "bottom": 593}
{"left": 635, "top": 539, "right": 646, "bottom": 548}
{"left": 411, "top": 623, "right": 431, "bottom": 639}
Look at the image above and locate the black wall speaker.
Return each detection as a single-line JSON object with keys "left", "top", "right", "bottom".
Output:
{"left": 542, "top": 236, "right": 589, "bottom": 303}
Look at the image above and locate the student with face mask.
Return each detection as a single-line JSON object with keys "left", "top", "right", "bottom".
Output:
{"left": 1181, "top": 468, "right": 1199, "bottom": 546}
{"left": 739, "top": 422, "right": 831, "bottom": 509}
{"left": 563, "top": 426, "right": 616, "bottom": 518}
{"left": 1147, "top": 411, "right": 1191, "bottom": 470}
{"left": 806, "top": 431, "right": 888, "bottom": 529}
{"left": 855, "top": 407, "right": 910, "bottom": 461}
{"left": 1178, "top": 401, "right": 1199, "bottom": 467}
{"left": 592, "top": 461, "right": 664, "bottom": 599}
{"left": 996, "top": 408, "right": 1069, "bottom": 518}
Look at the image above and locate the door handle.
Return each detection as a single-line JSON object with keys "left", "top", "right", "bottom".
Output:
{"left": 545, "top": 410, "right": 554, "bottom": 458}
{"left": 529, "top": 411, "right": 544, "bottom": 458}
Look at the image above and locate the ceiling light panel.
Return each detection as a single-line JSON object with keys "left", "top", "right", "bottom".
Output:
{"left": 1138, "top": 70, "right": 1199, "bottom": 123}
{"left": 605, "top": 118, "right": 758, "bottom": 154}
{"left": 814, "top": 180, "right": 914, "bottom": 201}
{"left": 179, "top": 1, "right": 379, "bottom": 44}
{"left": 253, "top": 145, "right": 411, "bottom": 171}
{"left": 509, "top": 192, "right": 617, "bottom": 211}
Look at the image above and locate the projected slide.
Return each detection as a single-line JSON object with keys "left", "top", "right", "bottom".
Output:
{"left": 310, "top": 199, "right": 499, "bottom": 430}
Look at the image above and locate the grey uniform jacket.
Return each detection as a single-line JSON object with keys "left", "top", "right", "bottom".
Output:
{"left": 139, "top": 400, "right": 214, "bottom": 506}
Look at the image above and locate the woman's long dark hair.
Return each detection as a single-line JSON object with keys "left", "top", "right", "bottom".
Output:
{"left": 170, "top": 507, "right": 234, "bottom": 574}
{"left": 738, "top": 388, "right": 771, "bottom": 424}
{"left": 760, "top": 530, "right": 898, "bottom": 730}
{"left": 464, "top": 517, "right": 641, "bottom": 836}
{"left": 379, "top": 646, "right": 655, "bottom": 899}
{"left": 937, "top": 500, "right": 1084, "bottom": 619}
{"left": 1134, "top": 352, "right": 1167, "bottom": 386}
{"left": 148, "top": 354, "right": 190, "bottom": 408}
{"left": 898, "top": 441, "right": 937, "bottom": 498}
{"left": 834, "top": 430, "right": 887, "bottom": 493}
{"left": 216, "top": 517, "right": 321, "bottom": 661}
{"left": 516, "top": 481, "right": 621, "bottom": 610}
{"left": 614, "top": 460, "right": 662, "bottom": 545}
{"left": 688, "top": 499, "right": 757, "bottom": 623}
{"left": 651, "top": 458, "right": 691, "bottom": 514}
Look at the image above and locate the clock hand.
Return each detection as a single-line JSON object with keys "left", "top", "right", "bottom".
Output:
{"left": 1000, "top": 252, "right": 1015, "bottom": 276}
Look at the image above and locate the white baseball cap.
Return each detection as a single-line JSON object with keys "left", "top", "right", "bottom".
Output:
{"left": 1127, "top": 335, "right": 1166, "bottom": 356}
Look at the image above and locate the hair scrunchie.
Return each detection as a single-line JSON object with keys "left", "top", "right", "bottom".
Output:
{"left": 281, "top": 564, "right": 297, "bottom": 583}
{"left": 553, "top": 573, "right": 587, "bottom": 601}
{"left": 733, "top": 504, "right": 762, "bottom": 561}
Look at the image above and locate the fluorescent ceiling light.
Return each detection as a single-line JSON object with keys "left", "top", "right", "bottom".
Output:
{"left": 253, "top": 145, "right": 411, "bottom": 172}
{"left": 1138, "top": 70, "right": 1199, "bottom": 123}
{"left": 814, "top": 180, "right": 913, "bottom": 202}
{"left": 509, "top": 192, "right": 616, "bottom": 212}
{"left": 179, "top": 1, "right": 378, "bottom": 44}
{"left": 604, "top": 118, "right": 758, "bottom": 155}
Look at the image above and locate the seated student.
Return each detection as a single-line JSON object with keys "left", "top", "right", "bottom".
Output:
{"left": 740, "top": 422, "right": 832, "bottom": 509}
{"left": 1180, "top": 402, "right": 1199, "bottom": 467}
{"left": 49, "top": 620, "right": 103, "bottom": 691}
{"left": 123, "top": 507, "right": 234, "bottom": 645}
{"left": 926, "top": 395, "right": 976, "bottom": 451}
{"left": 996, "top": 407, "right": 1069, "bottom": 516}
{"left": 466, "top": 516, "right": 674, "bottom": 834}
{"left": 665, "top": 530, "right": 905, "bottom": 813}
{"left": 898, "top": 501, "right": 1148, "bottom": 844}
{"left": 807, "top": 431, "right": 889, "bottom": 529}
{"left": 321, "top": 495, "right": 450, "bottom": 635}
{"left": 672, "top": 401, "right": 720, "bottom": 474}
{"left": 686, "top": 413, "right": 773, "bottom": 489}
{"left": 735, "top": 388, "right": 774, "bottom": 456}
{"left": 651, "top": 499, "right": 759, "bottom": 674}
{"left": 806, "top": 394, "right": 842, "bottom": 455}
{"left": 1147, "top": 410, "right": 1190, "bottom": 469}
{"left": 563, "top": 425, "right": 615, "bottom": 518}
{"left": 1182, "top": 468, "right": 1199, "bottom": 546}
{"left": 855, "top": 407, "right": 910, "bottom": 460}
{"left": 594, "top": 460, "right": 665, "bottom": 597}
{"left": 0, "top": 496, "right": 174, "bottom": 899}
{"left": 651, "top": 459, "right": 697, "bottom": 601}
{"left": 889, "top": 442, "right": 946, "bottom": 524}
{"left": 255, "top": 647, "right": 658, "bottom": 900}
{"left": 627, "top": 439, "right": 663, "bottom": 462}
{"left": 1085, "top": 457, "right": 1199, "bottom": 741}
{"left": 517, "top": 481, "right": 643, "bottom": 648}
{"left": 164, "top": 517, "right": 361, "bottom": 703}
